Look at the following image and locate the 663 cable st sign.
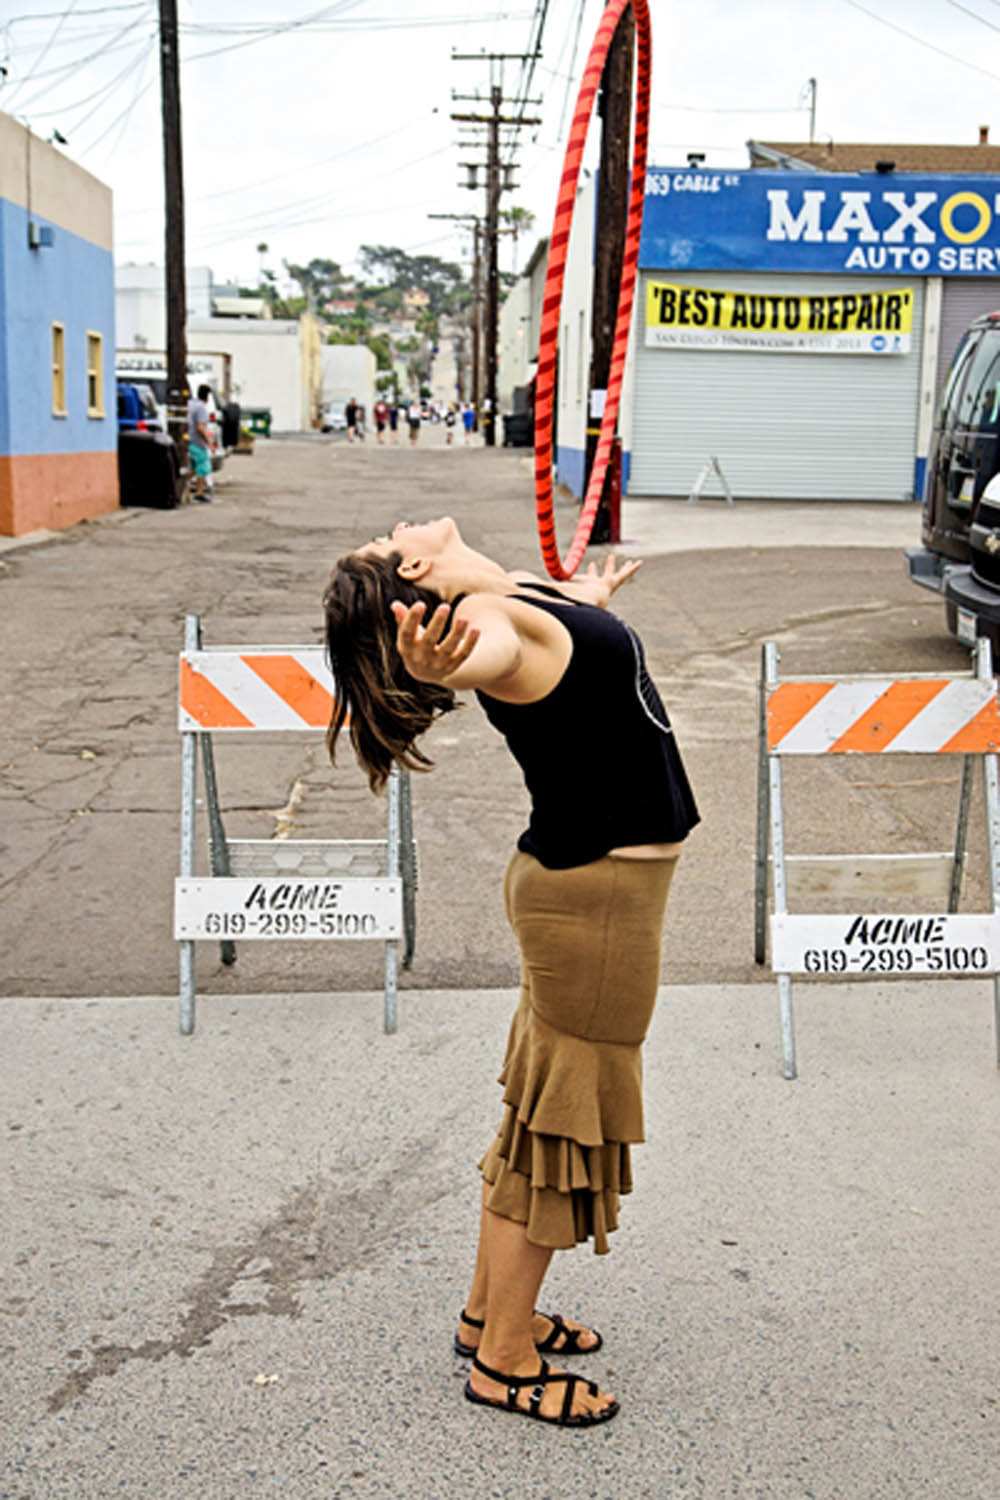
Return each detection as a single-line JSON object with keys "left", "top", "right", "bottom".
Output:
{"left": 174, "top": 876, "right": 401, "bottom": 941}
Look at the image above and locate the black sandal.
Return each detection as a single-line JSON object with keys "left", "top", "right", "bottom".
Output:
{"left": 454, "top": 1308, "right": 603, "bottom": 1358}
{"left": 464, "top": 1354, "right": 619, "bottom": 1428}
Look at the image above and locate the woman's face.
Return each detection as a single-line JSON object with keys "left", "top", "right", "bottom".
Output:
{"left": 361, "top": 516, "right": 459, "bottom": 562}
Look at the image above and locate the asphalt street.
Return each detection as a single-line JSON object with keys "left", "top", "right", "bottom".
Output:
{"left": 0, "top": 429, "right": 986, "bottom": 997}
{"left": 2, "top": 430, "right": 999, "bottom": 1497}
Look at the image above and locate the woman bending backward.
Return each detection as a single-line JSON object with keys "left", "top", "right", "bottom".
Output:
{"left": 323, "top": 517, "right": 699, "bottom": 1429}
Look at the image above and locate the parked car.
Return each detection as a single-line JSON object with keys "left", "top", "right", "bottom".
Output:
{"left": 114, "top": 367, "right": 228, "bottom": 467}
{"left": 906, "top": 311, "right": 1000, "bottom": 653}
{"left": 321, "top": 401, "right": 348, "bottom": 432}
{"left": 116, "top": 380, "right": 183, "bottom": 509}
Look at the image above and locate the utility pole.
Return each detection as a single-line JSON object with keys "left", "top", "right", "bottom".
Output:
{"left": 483, "top": 84, "right": 501, "bottom": 446}
{"left": 451, "top": 53, "right": 540, "bottom": 447}
{"left": 807, "top": 77, "right": 817, "bottom": 144}
{"left": 471, "top": 219, "right": 482, "bottom": 412}
{"left": 427, "top": 212, "right": 483, "bottom": 407}
{"left": 585, "top": 2, "right": 634, "bottom": 545}
{"left": 158, "top": 0, "right": 188, "bottom": 489}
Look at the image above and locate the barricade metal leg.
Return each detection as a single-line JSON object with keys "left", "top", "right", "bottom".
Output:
{"left": 179, "top": 613, "right": 201, "bottom": 1036}
{"left": 949, "top": 755, "right": 975, "bottom": 913}
{"left": 754, "top": 649, "right": 770, "bottom": 965}
{"left": 384, "top": 766, "right": 401, "bottom": 1034}
{"left": 200, "top": 730, "right": 236, "bottom": 966}
{"left": 400, "top": 768, "right": 417, "bottom": 969}
{"left": 984, "top": 751, "right": 1000, "bottom": 1067}
{"left": 764, "top": 642, "right": 797, "bottom": 1080}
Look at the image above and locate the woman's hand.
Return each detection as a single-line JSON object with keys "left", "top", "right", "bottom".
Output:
{"left": 573, "top": 554, "right": 643, "bottom": 608}
{"left": 589, "top": 554, "right": 643, "bottom": 596}
{"left": 390, "top": 600, "right": 480, "bottom": 685}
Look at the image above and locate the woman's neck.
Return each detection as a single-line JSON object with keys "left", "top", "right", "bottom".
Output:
{"left": 436, "top": 552, "right": 516, "bottom": 601}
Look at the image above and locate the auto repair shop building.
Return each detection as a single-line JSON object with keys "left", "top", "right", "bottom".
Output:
{"left": 554, "top": 143, "right": 1000, "bottom": 503}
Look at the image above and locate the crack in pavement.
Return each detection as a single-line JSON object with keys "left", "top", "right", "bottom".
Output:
{"left": 45, "top": 1135, "right": 454, "bottom": 1414}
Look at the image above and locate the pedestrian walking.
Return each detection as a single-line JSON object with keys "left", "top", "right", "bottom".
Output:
{"left": 389, "top": 402, "right": 400, "bottom": 443}
{"left": 444, "top": 403, "right": 457, "bottom": 445}
{"left": 345, "top": 397, "right": 359, "bottom": 443}
{"left": 374, "top": 398, "right": 389, "bottom": 444}
{"left": 461, "top": 402, "right": 476, "bottom": 444}
{"left": 323, "top": 520, "right": 699, "bottom": 1429}
{"left": 407, "top": 399, "right": 422, "bottom": 446}
{"left": 187, "top": 383, "right": 216, "bottom": 502}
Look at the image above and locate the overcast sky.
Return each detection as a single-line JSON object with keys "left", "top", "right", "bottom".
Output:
{"left": 4, "top": 0, "right": 1000, "bottom": 290}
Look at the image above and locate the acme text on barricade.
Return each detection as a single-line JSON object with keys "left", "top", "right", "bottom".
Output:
{"left": 770, "top": 912, "right": 1000, "bottom": 976}
{"left": 645, "top": 281, "right": 913, "bottom": 354}
{"left": 173, "top": 875, "right": 402, "bottom": 940}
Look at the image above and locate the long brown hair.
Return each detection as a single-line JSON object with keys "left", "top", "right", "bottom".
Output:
{"left": 322, "top": 549, "right": 460, "bottom": 791}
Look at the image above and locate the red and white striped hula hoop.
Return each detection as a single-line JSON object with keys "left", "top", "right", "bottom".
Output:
{"left": 533, "top": 0, "right": 651, "bottom": 580}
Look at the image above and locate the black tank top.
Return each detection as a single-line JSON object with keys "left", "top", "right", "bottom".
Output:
{"left": 471, "top": 583, "right": 700, "bottom": 869}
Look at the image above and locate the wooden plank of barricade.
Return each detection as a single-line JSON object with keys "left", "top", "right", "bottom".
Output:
{"left": 776, "top": 852, "right": 958, "bottom": 906}
{"left": 755, "top": 638, "right": 1000, "bottom": 1081}
{"left": 175, "top": 616, "right": 414, "bottom": 1039}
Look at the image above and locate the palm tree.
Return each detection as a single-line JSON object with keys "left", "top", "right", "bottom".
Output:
{"left": 500, "top": 207, "right": 536, "bottom": 276}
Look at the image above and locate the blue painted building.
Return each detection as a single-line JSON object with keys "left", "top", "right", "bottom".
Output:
{"left": 0, "top": 111, "right": 117, "bottom": 535}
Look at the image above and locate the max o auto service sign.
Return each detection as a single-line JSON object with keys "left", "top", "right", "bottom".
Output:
{"left": 645, "top": 280, "right": 914, "bottom": 354}
{"left": 640, "top": 167, "right": 1000, "bottom": 277}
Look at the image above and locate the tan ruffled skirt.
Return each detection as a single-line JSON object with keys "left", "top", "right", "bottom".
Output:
{"left": 480, "top": 850, "right": 678, "bottom": 1255}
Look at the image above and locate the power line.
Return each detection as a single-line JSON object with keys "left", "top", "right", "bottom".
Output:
{"left": 181, "top": 6, "right": 531, "bottom": 61}
{"left": 84, "top": 40, "right": 152, "bottom": 156}
{"left": 5, "top": 3, "right": 145, "bottom": 22}
{"left": 190, "top": 142, "right": 455, "bottom": 241}
{"left": 842, "top": 0, "right": 1000, "bottom": 84}
{"left": 20, "top": 30, "right": 152, "bottom": 118}
{"left": 67, "top": 37, "right": 151, "bottom": 135}
{"left": 556, "top": 0, "right": 587, "bottom": 141}
{"left": 116, "top": 112, "right": 439, "bottom": 215}
{"left": 944, "top": 0, "right": 1000, "bottom": 34}
{"left": 3, "top": 0, "right": 85, "bottom": 106}
{"left": 10, "top": 6, "right": 153, "bottom": 110}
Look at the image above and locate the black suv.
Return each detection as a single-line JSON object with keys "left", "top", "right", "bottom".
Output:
{"left": 907, "top": 312, "right": 1000, "bottom": 652}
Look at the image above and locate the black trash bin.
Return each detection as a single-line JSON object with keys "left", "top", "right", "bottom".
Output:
{"left": 118, "top": 429, "right": 184, "bottom": 508}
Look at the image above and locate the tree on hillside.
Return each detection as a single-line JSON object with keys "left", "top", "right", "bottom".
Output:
{"left": 358, "top": 244, "right": 468, "bottom": 318}
{"left": 285, "top": 257, "right": 347, "bottom": 307}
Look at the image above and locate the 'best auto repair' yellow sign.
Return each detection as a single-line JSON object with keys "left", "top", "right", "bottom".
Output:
{"left": 645, "top": 281, "right": 914, "bottom": 355}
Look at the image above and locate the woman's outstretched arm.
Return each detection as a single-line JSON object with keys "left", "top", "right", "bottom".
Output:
{"left": 510, "top": 554, "right": 643, "bottom": 609}
{"left": 390, "top": 599, "right": 522, "bottom": 694}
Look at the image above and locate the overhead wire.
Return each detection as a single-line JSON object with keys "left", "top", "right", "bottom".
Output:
{"left": 20, "top": 28, "right": 153, "bottom": 119}
{"left": 943, "top": 0, "right": 1000, "bottom": 33}
{"left": 84, "top": 38, "right": 152, "bottom": 158}
{"left": 841, "top": 0, "right": 1000, "bottom": 84}
{"left": 3, "top": 0, "right": 84, "bottom": 107}
{"left": 191, "top": 142, "right": 456, "bottom": 240}
{"left": 11, "top": 5, "right": 153, "bottom": 111}
{"left": 556, "top": 0, "right": 588, "bottom": 141}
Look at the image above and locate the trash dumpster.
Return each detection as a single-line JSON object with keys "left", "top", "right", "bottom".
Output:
{"left": 244, "top": 407, "right": 272, "bottom": 437}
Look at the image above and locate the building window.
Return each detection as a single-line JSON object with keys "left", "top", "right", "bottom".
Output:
{"left": 51, "top": 323, "right": 66, "bottom": 416}
{"left": 86, "top": 332, "right": 105, "bottom": 417}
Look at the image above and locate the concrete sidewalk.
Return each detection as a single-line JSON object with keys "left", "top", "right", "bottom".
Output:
{"left": 2, "top": 980, "right": 998, "bottom": 1499}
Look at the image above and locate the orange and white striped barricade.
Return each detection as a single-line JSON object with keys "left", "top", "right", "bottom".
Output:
{"left": 174, "top": 614, "right": 417, "bottom": 1037}
{"left": 754, "top": 637, "right": 1000, "bottom": 1080}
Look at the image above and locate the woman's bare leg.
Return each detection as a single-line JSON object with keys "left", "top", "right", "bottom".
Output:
{"left": 459, "top": 1185, "right": 601, "bottom": 1353}
{"left": 466, "top": 1208, "right": 616, "bottom": 1420}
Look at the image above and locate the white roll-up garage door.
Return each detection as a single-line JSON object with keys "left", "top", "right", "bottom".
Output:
{"left": 936, "top": 279, "right": 1000, "bottom": 404}
{"left": 630, "top": 270, "right": 925, "bottom": 501}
